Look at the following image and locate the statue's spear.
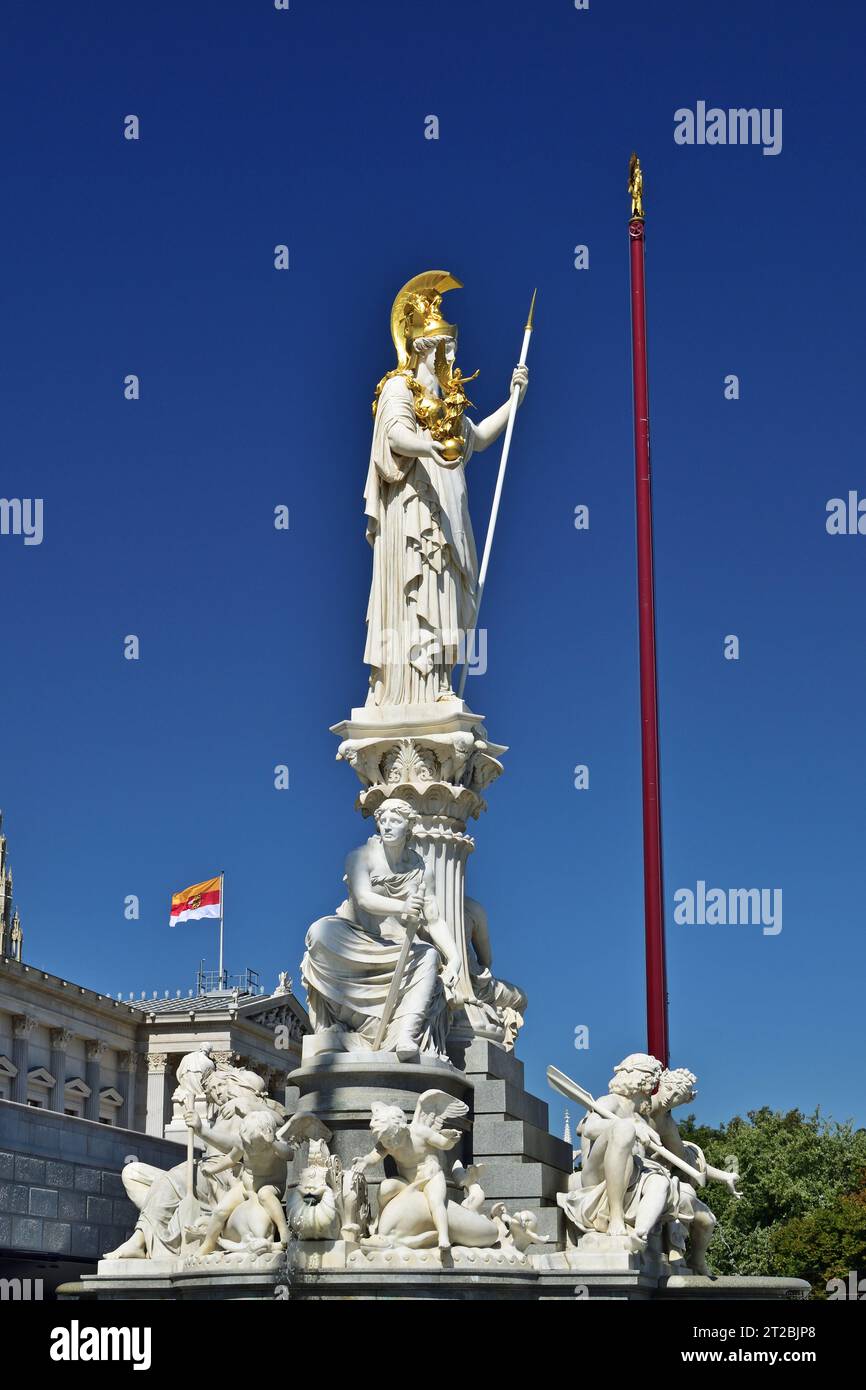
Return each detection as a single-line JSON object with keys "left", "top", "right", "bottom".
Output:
{"left": 457, "top": 289, "right": 536, "bottom": 700}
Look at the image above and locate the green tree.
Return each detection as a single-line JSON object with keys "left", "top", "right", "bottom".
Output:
{"left": 678, "top": 1107, "right": 866, "bottom": 1295}
{"left": 769, "top": 1188, "right": 866, "bottom": 1297}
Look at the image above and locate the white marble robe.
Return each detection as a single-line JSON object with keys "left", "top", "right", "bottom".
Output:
{"left": 363, "top": 375, "right": 477, "bottom": 706}
{"left": 301, "top": 854, "right": 450, "bottom": 1059}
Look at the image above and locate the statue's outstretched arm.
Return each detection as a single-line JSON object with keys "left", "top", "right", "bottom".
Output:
{"left": 202, "top": 1149, "right": 238, "bottom": 1176}
{"left": 471, "top": 367, "right": 529, "bottom": 452}
{"left": 653, "top": 1111, "right": 689, "bottom": 1161}
{"left": 419, "top": 1125, "right": 461, "bottom": 1152}
{"left": 352, "top": 1144, "right": 385, "bottom": 1174}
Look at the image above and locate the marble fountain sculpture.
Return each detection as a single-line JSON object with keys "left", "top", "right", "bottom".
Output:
{"left": 73, "top": 274, "right": 806, "bottom": 1301}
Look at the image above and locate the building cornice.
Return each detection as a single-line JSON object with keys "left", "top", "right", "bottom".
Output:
{"left": 0, "top": 954, "right": 143, "bottom": 1036}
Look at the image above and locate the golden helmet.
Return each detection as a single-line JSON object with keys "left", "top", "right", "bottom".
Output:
{"left": 390, "top": 270, "right": 462, "bottom": 369}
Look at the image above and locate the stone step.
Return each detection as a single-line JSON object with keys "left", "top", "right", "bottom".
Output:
{"left": 471, "top": 1078, "right": 550, "bottom": 1130}
{"left": 472, "top": 1117, "right": 574, "bottom": 1173}
{"left": 453, "top": 1038, "right": 525, "bottom": 1089}
{"left": 478, "top": 1158, "right": 567, "bottom": 1203}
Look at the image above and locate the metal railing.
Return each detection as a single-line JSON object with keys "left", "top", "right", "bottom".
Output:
{"left": 195, "top": 964, "right": 261, "bottom": 997}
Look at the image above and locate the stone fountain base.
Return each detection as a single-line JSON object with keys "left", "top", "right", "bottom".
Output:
{"left": 61, "top": 1249, "right": 807, "bottom": 1302}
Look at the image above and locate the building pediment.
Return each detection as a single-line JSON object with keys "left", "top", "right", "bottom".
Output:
{"left": 99, "top": 1086, "right": 123, "bottom": 1106}
{"left": 27, "top": 1066, "right": 55, "bottom": 1089}
{"left": 242, "top": 998, "right": 308, "bottom": 1040}
{"left": 0, "top": 1054, "right": 17, "bottom": 1078}
{"left": 65, "top": 1076, "right": 92, "bottom": 1099}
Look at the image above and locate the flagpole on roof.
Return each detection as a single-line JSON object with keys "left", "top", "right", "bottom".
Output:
{"left": 218, "top": 871, "right": 225, "bottom": 988}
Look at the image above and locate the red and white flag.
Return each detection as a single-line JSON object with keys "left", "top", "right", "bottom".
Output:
{"left": 169, "top": 876, "right": 221, "bottom": 927}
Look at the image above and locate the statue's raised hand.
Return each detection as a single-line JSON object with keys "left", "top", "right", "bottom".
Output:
{"left": 634, "top": 1119, "right": 658, "bottom": 1150}
{"left": 401, "top": 890, "right": 426, "bottom": 926}
{"left": 724, "top": 1169, "right": 743, "bottom": 1199}
{"left": 511, "top": 364, "right": 529, "bottom": 405}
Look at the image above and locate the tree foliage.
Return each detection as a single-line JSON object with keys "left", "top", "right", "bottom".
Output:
{"left": 677, "top": 1107, "right": 866, "bottom": 1296}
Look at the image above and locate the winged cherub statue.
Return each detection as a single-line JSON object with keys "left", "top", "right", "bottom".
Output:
{"left": 352, "top": 1089, "right": 503, "bottom": 1250}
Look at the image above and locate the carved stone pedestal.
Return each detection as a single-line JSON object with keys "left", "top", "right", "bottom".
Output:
{"left": 535, "top": 1230, "right": 666, "bottom": 1275}
{"left": 284, "top": 1034, "right": 572, "bottom": 1252}
{"left": 288, "top": 1045, "right": 472, "bottom": 1189}
{"left": 67, "top": 1255, "right": 290, "bottom": 1301}
{"left": 331, "top": 699, "right": 512, "bottom": 1046}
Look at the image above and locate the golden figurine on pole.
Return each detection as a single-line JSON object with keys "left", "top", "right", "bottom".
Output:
{"left": 628, "top": 151, "right": 645, "bottom": 220}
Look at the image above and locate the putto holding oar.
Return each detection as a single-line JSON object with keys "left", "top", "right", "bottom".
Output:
{"left": 546, "top": 1057, "right": 743, "bottom": 1274}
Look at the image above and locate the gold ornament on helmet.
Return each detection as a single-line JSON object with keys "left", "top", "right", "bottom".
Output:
{"left": 390, "top": 270, "right": 462, "bottom": 369}
{"left": 373, "top": 270, "right": 478, "bottom": 465}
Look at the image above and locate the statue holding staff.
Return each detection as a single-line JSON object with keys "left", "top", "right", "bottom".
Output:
{"left": 364, "top": 271, "right": 529, "bottom": 708}
{"left": 301, "top": 797, "right": 462, "bottom": 1062}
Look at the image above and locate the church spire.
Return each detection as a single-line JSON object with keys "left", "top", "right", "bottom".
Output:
{"left": 0, "top": 812, "right": 23, "bottom": 961}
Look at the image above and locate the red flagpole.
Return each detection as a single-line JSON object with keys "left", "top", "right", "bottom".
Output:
{"left": 627, "top": 155, "right": 669, "bottom": 1066}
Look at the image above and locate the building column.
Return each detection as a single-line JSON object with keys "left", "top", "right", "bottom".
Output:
{"left": 11, "top": 1015, "right": 35, "bottom": 1104}
{"left": 84, "top": 1039, "right": 107, "bottom": 1122}
{"left": 49, "top": 1028, "right": 73, "bottom": 1112}
{"left": 145, "top": 1052, "right": 168, "bottom": 1136}
{"left": 263, "top": 1064, "right": 288, "bottom": 1101}
{"left": 119, "top": 1051, "right": 138, "bottom": 1130}
{"left": 211, "top": 1050, "right": 238, "bottom": 1068}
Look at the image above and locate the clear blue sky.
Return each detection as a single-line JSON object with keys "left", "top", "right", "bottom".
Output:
{"left": 2, "top": 1, "right": 863, "bottom": 1129}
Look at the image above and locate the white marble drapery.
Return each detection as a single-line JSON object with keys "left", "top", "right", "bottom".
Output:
{"left": 301, "top": 853, "right": 450, "bottom": 1059}
{"left": 363, "top": 376, "right": 477, "bottom": 706}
